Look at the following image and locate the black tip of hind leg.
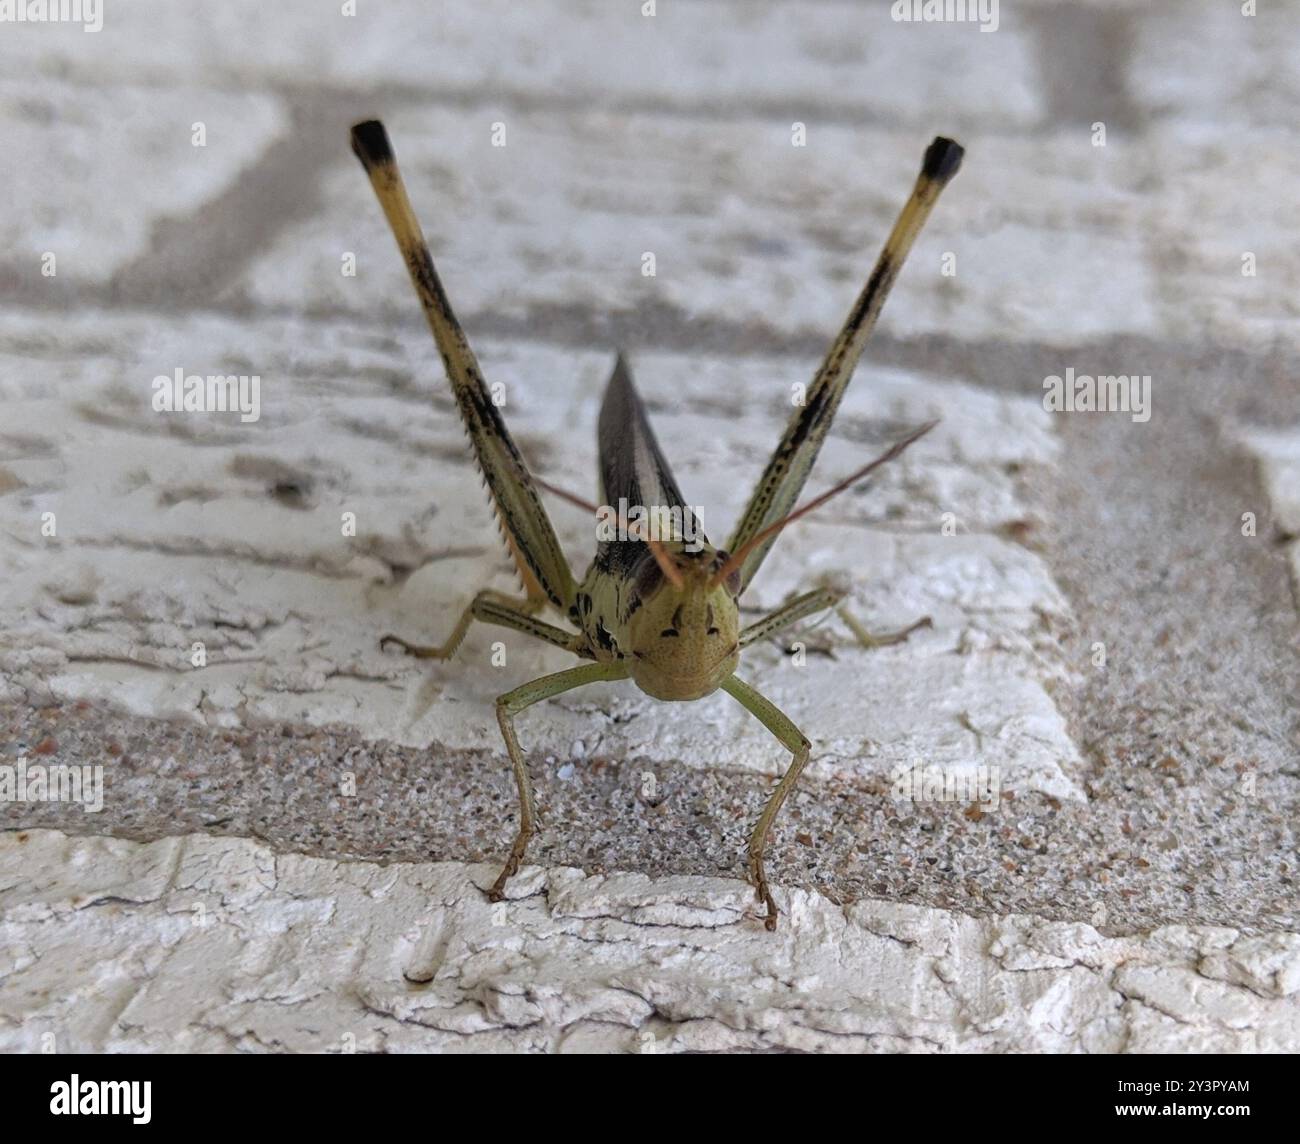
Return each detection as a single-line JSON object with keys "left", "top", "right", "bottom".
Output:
{"left": 922, "top": 136, "right": 964, "bottom": 183}
{"left": 351, "top": 120, "right": 395, "bottom": 172}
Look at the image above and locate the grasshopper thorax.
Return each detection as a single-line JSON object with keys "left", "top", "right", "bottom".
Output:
{"left": 626, "top": 544, "right": 741, "bottom": 702}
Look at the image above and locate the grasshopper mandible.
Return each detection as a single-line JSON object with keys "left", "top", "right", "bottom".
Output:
{"left": 351, "top": 120, "right": 963, "bottom": 929}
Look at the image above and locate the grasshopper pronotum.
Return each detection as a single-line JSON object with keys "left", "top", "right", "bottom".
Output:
{"left": 351, "top": 121, "right": 963, "bottom": 929}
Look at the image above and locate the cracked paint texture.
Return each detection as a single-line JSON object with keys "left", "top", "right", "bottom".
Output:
{"left": 1, "top": 830, "right": 1297, "bottom": 1053}
{"left": 0, "top": 310, "right": 1081, "bottom": 800}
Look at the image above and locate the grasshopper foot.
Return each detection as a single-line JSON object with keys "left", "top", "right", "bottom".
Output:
{"left": 486, "top": 830, "right": 531, "bottom": 902}
{"left": 871, "top": 613, "right": 933, "bottom": 646}
{"left": 379, "top": 634, "right": 451, "bottom": 659}
{"left": 747, "top": 849, "right": 780, "bottom": 931}
{"left": 486, "top": 869, "right": 512, "bottom": 903}
{"left": 839, "top": 610, "right": 933, "bottom": 649}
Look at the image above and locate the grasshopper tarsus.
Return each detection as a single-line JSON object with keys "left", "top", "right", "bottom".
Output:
{"left": 352, "top": 120, "right": 962, "bottom": 934}
{"left": 840, "top": 611, "right": 934, "bottom": 649}
{"left": 487, "top": 836, "right": 530, "bottom": 902}
{"left": 486, "top": 852, "right": 517, "bottom": 902}
{"left": 747, "top": 853, "right": 781, "bottom": 930}
{"left": 379, "top": 634, "right": 452, "bottom": 659}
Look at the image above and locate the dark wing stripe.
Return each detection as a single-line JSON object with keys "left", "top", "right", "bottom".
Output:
{"left": 598, "top": 353, "right": 690, "bottom": 512}
{"left": 596, "top": 354, "right": 705, "bottom": 582}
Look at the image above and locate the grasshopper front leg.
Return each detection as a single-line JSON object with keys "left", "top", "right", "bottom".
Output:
{"left": 381, "top": 589, "right": 587, "bottom": 660}
{"left": 740, "top": 587, "right": 931, "bottom": 651}
{"left": 720, "top": 674, "right": 813, "bottom": 931}
{"left": 489, "top": 661, "right": 629, "bottom": 900}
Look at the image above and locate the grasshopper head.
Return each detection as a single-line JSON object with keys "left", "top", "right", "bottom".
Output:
{"left": 626, "top": 545, "right": 741, "bottom": 701}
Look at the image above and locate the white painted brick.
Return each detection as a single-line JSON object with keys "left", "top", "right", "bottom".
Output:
{"left": 0, "top": 309, "right": 1081, "bottom": 799}
{"left": 1144, "top": 124, "right": 1300, "bottom": 348}
{"left": 1235, "top": 427, "right": 1300, "bottom": 607}
{"left": 240, "top": 109, "right": 1161, "bottom": 346}
{"left": 0, "top": 80, "right": 287, "bottom": 284}
{"left": 1130, "top": 4, "right": 1300, "bottom": 129}
{"left": 1, "top": 1, "right": 1042, "bottom": 128}
{"left": 1, "top": 829, "right": 1296, "bottom": 1053}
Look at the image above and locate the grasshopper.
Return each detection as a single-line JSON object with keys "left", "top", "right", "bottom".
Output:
{"left": 351, "top": 120, "right": 963, "bottom": 929}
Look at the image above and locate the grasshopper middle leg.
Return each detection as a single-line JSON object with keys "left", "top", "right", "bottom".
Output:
{"left": 740, "top": 586, "right": 931, "bottom": 650}
{"left": 381, "top": 589, "right": 586, "bottom": 660}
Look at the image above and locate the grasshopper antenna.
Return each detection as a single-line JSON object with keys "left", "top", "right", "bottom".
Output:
{"left": 711, "top": 419, "right": 939, "bottom": 588}
{"left": 531, "top": 476, "right": 599, "bottom": 515}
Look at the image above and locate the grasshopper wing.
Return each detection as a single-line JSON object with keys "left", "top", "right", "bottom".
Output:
{"left": 596, "top": 354, "right": 704, "bottom": 580}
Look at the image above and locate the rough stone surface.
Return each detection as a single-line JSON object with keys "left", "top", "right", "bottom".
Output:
{"left": 3, "top": 829, "right": 1297, "bottom": 1054}
{"left": 0, "top": 309, "right": 1079, "bottom": 800}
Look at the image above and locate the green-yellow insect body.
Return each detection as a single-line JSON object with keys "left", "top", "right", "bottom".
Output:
{"left": 610, "top": 549, "right": 741, "bottom": 702}
{"left": 351, "top": 118, "right": 963, "bottom": 929}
